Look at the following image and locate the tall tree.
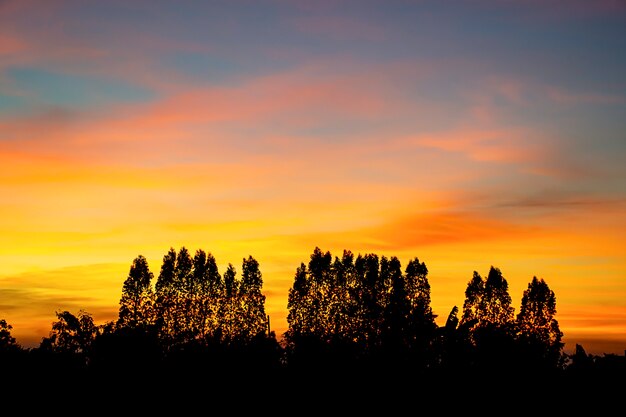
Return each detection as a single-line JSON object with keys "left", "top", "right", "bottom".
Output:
{"left": 381, "top": 256, "right": 410, "bottom": 359}
{"left": 175, "top": 247, "right": 194, "bottom": 341}
{"left": 307, "top": 247, "right": 333, "bottom": 340}
{"left": 482, "top": 266, "right": 514, "bottom": 325}
{"left": 154, "top": 247, "right": 177, "bottom": 345}
{"left": 218, "top": 263, "right": 239, "bottom": 341}
{"left": 191, "top": 249, "right": 208, "bottom": 297}
{"left": 155, "top": 247, "right": 177, "bottom": 294}
{"left": 192, "top": 249, "right": 222, "bottom": 339}
{"left": 285, "top": 249, "right": 363, "bottom": 369}
{"left": 358, "top": 253, "right": 382, "bottom": 349}
{"left": 516, "top": 276, "right": 565, "bottom": 370}
{"left": 238, "top": 256, "right": 268, "bottom": 341}
{"left": 404, "top": 257, "right": 438, "bottom": 367}
{"left": 117, "top": 255, "right": 154, "bottom": 330}
{"left": 285, "top": 262, "right": 312, "bottom": 341}
{"left": 459, "top": 266, "right": 515, "bottom": 371}
{"left": 460, "top": 271, "right": 485, "bottom": 328}
{"left": 330, "top": 250, "right": 355, "bottom": 342}
{"left": 175, "top": 246, "right": 193, "bottom": 293}
{"left": 460, "top": 267, "right": 514, "bottom": 328}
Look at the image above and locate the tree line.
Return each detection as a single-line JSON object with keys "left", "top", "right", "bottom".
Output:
{"left": 0, "top": 246, "right": 623, "bottom": 381}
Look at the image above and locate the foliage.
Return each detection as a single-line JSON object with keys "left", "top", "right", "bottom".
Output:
{"left": 3, "top": 245, "right": 619, "bottom": 382}
{"left": 0, "top": 319, "right": 19, "bottom": 351}
{"left": 284, "top": 247, "right": 438, "bottom": 370}
{"left": 516, "top": 276, "right": 565, "bottom": 370}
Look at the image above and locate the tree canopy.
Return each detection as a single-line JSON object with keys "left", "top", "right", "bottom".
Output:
{"left": 1, "top": 246, "right": 617, "bottom": 386}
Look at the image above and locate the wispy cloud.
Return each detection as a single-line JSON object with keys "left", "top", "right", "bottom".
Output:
{"left": 496, "top": 193, "right": 626, "bottom": 212}
{"left": 289, "top": 15, "right": 387, "bottom": 41}
{"left": 546, "top": 86, "right": 625, "bottom": 106}
{"left": 0, "top": 263, "right": 125, "bottom": 347}
{"left": 401, "top": 127, "right": 545, "bottom": 164}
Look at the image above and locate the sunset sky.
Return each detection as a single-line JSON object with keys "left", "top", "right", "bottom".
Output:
{"left": 1, "top": 0, "right": 625, "bottom": 355}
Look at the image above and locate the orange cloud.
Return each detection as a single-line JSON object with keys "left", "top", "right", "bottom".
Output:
{"left": 128, "top": 69, "right": 393, "bottom": 130}
{"left": 0, "top": 62, "right": 435, "bottom": 177}
{"left": 401, "top": 127, "right": 545, "bottom": 164}
{"left": 0, "top": 263, "right": 125, "bottom": 348}
{"left": 559, "top": 305, "right": 626, "bottom": 355}
{"left": 0, "top": 33, "right": 26, "bottom": 55}
{"left": 363, "top": 210, "right": 539, "bottom": 251}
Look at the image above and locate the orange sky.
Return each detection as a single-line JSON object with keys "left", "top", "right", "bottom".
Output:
{"left": 0, "top": 0, "right": 625, "bottom": 356}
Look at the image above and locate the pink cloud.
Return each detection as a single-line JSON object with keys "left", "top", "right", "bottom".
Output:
{"left": 402, "top": 128, "right": 544, "bottom": 164}
{"left": 0, "top": 33, "right": 26, "bottom": 55}
{"left": 0, "top": 1, "right": 212, "bottom": 94}
{"left": 0, "top": 61, "right": 417, "bottom": 161}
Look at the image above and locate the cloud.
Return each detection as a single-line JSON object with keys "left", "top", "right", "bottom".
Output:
{"left": 286, "top": 205, "right": 543, "bottom": 254}
{"left": 289, "top": 15, "right": 387, "bottom": 41}
{"left": 472, "top": 0, "right": 626, "bottom": 22}
{"left": 496, "top": 193, "right": 626, "bottom": 212}
{"left": 364, "top": 210, "right": 541, "bottom": 251}
{"left": 401, "top": 127, "right": 544, "bottom": 164}
{"left": 546, "top": 86, "right": 625, "bottom": 106}
{"left": 559, "top": 305, "right": 626, "bottom": 354}
{"left": 0, "top": 33, "right": 26, "bottom": 56}
{"left": 0, "top": 263, "right": 125, "bottom": 347}
{"left": 0, "top": 60, "right": 422, "bottom": 165}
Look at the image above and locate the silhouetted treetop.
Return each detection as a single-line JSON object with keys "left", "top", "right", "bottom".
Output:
{"left": 516, "top": 276, "right": 565, "bottom": 369}
{"left": 461, "top": 266, "right": 513, "bottom": 329}
{"left": 116, "top": 247, "right": 271, "bottom": 349}
{"left": 1, "top": 246, "right": 600, "bottom": 384}
{"left": 284, "top": 247, "right": 438, "bottom": 369}
{"left": 118, "top": 254, "right": 154, "bottom": 329}
{"left": 0, "top": 319, "right": 19, "bottom": 351}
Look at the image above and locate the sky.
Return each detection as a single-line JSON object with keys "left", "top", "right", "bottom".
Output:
{"left": 0, "top": 0, "right": 625, "bottom": 355}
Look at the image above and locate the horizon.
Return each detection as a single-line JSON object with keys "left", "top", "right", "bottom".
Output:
{"left": 0, "top": 0, "right": 625, "bottom": 357}
{"left": 5, "top": 246, "right": 624, "bottom": 357}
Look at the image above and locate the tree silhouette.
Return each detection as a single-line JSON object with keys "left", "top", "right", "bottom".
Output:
{"left": 40, "top": 310, "right": 98, "bottom": 356}
{"left": 38, "top": 309, "right": 99, "bottom": 375}
{"left": 285, "top": 262, "right": 311, "bottom": 339}
{"left": 331, "top": 250, "right": 355, "bottom": 342}
{"left": 117, "top": 255, "right": 155, "bottom": 330}
{"left": 153, "top": 246, "right": 200, "bottom": 345}
{"left": 175, "top": 246, "right": 194, "bottom": 341}
{"left": 404, "top": 257, "right": 437, "bottom": 368}
{"left": 516, "top": 276, "right": 565, "bottom": 370}
{"left": 192, "top": 249, "right": 222, "bottom": 339}
{"left": 356, "top": 253, "right": 382, "bottom": 350}
{"left": 114, "top": 248, "right": 279, "bottom": 377}
{"left": 459, "top": 266, "right": 515, "bottom": 371}
{"left": 482, "top": 266, "right": 514, "bottom": 324}
{"left": 7, "top": 246, "right": 622, "bottom": 389}
{"left": 155, "top": 247, "right": 178, "bottom": 346}
{"left": 381, "top": 256, "right": 411, "bottom": 361}
{"left": 218, "top": 262, "right": 239, "bottom": 341}
{"left": 460, "top": 266, "right": 514, "bottom": 326}
{"left": 0, "top": 319, "right": 27, "bottom": 378}
{"left": 0, "top": 319, "right": 18, "bottom": 351}
{"left": 237, "top": 255, "right": 268, "bottom": 341}
{"left": 284, "top": 248, "right": 359, "bottom": 371}
{"left": 436, "top": 305, "right": 472, "bottom": 370}
{"left": 284, "top": 248, "right": 440, "bottom": 373}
